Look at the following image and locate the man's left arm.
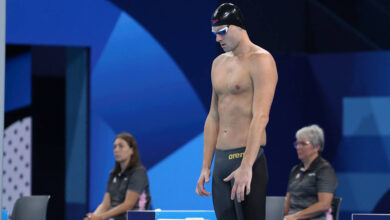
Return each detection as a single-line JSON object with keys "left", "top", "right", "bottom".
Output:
{"left": 224, "top": 53, "right": 278, "bottom": 202}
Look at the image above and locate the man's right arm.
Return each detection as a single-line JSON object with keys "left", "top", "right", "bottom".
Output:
{"left": 202, "top": 88, "right": 219, "bottom": 169}
{"left": 196, "top": 61, "right": 219, "bottom": 196}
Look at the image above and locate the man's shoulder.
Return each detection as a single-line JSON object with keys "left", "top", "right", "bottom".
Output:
{"left": 248, "top": 48, "right": 277, "bottom": 79}
{"left": 213, "top": 52, "right": 231, "bottom": 64}
{"left": 248, "top": 48, "right": 274, "bottom": 64}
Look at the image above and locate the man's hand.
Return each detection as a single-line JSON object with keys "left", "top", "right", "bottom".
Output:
{"left": 223, "top": 165, "right": 252, "bottom": 202}
{"left": 196, "top": 169, "right": 212, "bottom": 196}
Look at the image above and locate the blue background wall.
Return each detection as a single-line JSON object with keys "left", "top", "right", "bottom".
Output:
{"left": 5, "top": 0, "right": 390, "bottom": 219}
{"left": 5, "top": 51, "right": 31, "bottom": 112}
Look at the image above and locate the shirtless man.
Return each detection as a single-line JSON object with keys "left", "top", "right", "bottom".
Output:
{"left": 195, "top": 3, "right": 278, "bottom": 220}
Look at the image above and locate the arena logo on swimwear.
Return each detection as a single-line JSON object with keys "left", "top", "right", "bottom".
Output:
{"left": 228, "top": 152, "right": 244, "bottom": 160}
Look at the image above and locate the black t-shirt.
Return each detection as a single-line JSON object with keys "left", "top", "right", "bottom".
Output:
{"left": 106, "top": 165, "right": 151, "bottom": 220}
{"left": 287, "top": 156, "right": 338, "bottom": 220}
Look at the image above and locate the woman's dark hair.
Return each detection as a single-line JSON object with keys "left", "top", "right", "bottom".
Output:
{"left": 111, "top": 132, "right": 142, "bottom": 175}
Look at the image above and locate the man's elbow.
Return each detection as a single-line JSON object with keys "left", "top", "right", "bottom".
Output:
{"left": 206, "top": 112, "right": 219, "bottom": 124}
{"left": 253, "top": 114, "right": 269, "bottom": 125}
{"left": 210, "top": 110, "right": 219, "bottom": 122}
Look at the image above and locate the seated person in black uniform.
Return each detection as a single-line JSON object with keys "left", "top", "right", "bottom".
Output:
{"left": 284, "top": 125, "right": 338, "bottom": 220}
{"left": 84, "top": 132, "right": 151, "bottom": 220}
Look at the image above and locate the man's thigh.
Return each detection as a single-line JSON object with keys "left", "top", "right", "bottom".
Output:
{"left": 212, "top": 175, "right": 239, "bottom": 220}
{"left": 242, "top": 153, "right": 268, "bottom": 220}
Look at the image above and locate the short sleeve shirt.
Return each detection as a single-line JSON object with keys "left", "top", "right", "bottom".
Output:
{"left": 287, "top": 156, "right": 338, "bottom": 219}
{"left": 106, "top": 165, "right": 151, "bottom": 220}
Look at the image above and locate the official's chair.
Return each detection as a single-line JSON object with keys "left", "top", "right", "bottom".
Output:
{"left": 266, "top": 196, "right": 286, "bottom": 220}
{"left": 11, "top": 195, "right": 50, "bottom": 220}
{"left": 331, "top": 197, "right": 342, "bottom": 220}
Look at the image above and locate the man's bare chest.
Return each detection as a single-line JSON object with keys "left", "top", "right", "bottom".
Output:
{"left": 212, "top": 62, "right": 252, "bottom": 95}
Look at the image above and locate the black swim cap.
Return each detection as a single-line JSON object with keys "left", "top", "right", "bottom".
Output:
{"left": 211, "top": 3, "right": 246, "bottom": 30}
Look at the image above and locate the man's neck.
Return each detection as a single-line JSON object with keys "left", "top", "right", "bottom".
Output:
{"left": 232, "top": 33, "right": 253, "bottom": 56}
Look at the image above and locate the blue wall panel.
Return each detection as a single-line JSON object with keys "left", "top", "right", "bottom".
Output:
{"left": 5, "top": 52, "right": 31, "bottom": 112}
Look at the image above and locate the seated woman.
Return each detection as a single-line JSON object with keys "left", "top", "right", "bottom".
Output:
{"left": 85, "top": 132, "right": 151, "bottom": 220}
{"left": 284, "top": 125, "right": 338, "bottom": 220}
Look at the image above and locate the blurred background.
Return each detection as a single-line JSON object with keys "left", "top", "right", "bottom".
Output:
{"left": 3, "top": 0, "right": 390, "bottom": 219}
